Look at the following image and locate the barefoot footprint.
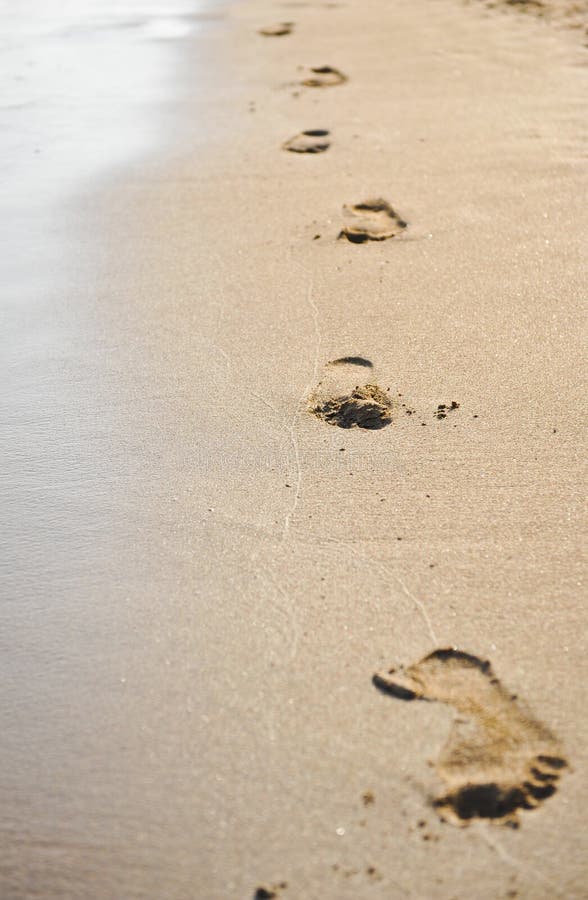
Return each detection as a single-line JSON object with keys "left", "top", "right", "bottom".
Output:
{"left": 258, "top": 22, "right": 294, "bottom": 36}
{"left": 308, "top": 357, "right": 392, "bottom": 429}
{"left": 301, "top": 65, "right": 347, "bottom": 87}
{"left": 340, "top": 198, "right": 407, "bottom": 243}
{"left": 283, "top": 129, "right": 331, "bottom": 153}
{"left": 373, "top": 649, "right": 568, "bottom": 828}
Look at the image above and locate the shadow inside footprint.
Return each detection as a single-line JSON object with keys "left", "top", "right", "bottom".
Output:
{"left": 330, "top": 356, "right": 373, "bottom": 368}
{"left": 283, "top": 129, "right": 331, "bottom": 153}
{"left": 258, "top": 22, "right": 293, "bottom": 36}
{"left": 372, "top": 674, "right": 418, "bottom": 701}
{"left": 340, "top": 198, "right": 407, "bottom": 242}
{"left": 302, "top": 65, "right": 347, "bottom": 87}
{"left": 308, "top": 357, "right": 392, "bottom": 429}
{"left": 373, "top": 649, "right": 568, "bottom": 828}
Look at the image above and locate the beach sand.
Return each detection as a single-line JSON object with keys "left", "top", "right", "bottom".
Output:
{"left": 1, "top": 0, "right": 587, "bottom": 897}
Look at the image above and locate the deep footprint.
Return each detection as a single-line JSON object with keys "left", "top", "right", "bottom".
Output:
{"left": 258, "top": 22, "right": 294, "bottom": 36}
{"left": 373, "top": 649, "right": 568, "bottom": 828}
{"left": 301, "top": 65, "right": 347, "bottom": 87}
{"left": 283, "top": 129, "right": 331, "bottom": 153}
{"left": 308, "top": 357, "right": 392, "bottom": 429}
{"left": 340, "top": 198, "right": 407, "bottom": 242}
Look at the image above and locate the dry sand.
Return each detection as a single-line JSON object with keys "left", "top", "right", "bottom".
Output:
{"left": 1, "top": 0, "right": 587, "bottom": 898}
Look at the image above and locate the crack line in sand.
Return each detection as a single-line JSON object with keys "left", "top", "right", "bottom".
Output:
{"left": 348, "top": 545, "right": 438, "bottom": 645}
{"left": 216, "top": 345, "right": 282, "bottom": 416}
{"left": 307, "top": 278, "right": 321, "bottom": 381}
{"left": 478, "top": 830, "right": 566, "bottom": 898}
{"left": 212, "top": 268, "right": 283, "bottom": 419}
{"left": 282, "top": 268, "right": 320, "bottom": 540}
{"left": 264, "top": 568, "right": 301, "bottom": 662}
{"left": 393, "top": 571, "right": 438, "bottom": 646}
{"left": 212, "top": 263, "right": 320, "bottom": 538}
{"left": 249, "top": 549, "right": 301, "bottom": 664}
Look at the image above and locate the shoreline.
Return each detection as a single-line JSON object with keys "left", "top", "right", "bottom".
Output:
{"left": 1, "top": 0, "right": 586, "bottom": 897}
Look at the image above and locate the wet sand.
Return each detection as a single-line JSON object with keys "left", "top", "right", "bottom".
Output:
{"left": 1, "top": 0, "right": 587, "bottom": 898}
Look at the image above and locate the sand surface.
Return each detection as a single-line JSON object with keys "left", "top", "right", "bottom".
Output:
{"left": 1, "top": 0, "right": 587, "bottom": 898}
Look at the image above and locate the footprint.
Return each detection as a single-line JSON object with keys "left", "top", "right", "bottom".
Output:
{"left": 308, "top": 357, "right": 392, "bottom": 429}
{"left": 340, "top": 199, "right": 407, "bottom": 243}
{"left": 301, "top": 65, "right": 347, "bottom": 87}
{"left": 258, "top": 22, "right": 294, "bottom": 36}
{"left": 373, "top": 649, "right": 568, "bottom": 828}
{"left": 283, "top": 129, "right": 331, "bottom": 153}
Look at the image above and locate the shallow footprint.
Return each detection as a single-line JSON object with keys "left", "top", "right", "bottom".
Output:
{"left": 283, "top": 129, "right": 331, "bottom": 153}
{"left": 301, "top": 65, "right": 347, "bottom": 87}
{"left": 308, "top": 357, "right": 392, "bottom": 429}
{"left": 340, "top": 198, "right": 407, "bottom": 243}
{"left": 373, "top": 649, "right": 568, "bottom": 828}
{"left": 258, "top": 22, "right": 294, "bottom": 36}
{"left": 282, "top": 128, "right": 331, "bottom": 153}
